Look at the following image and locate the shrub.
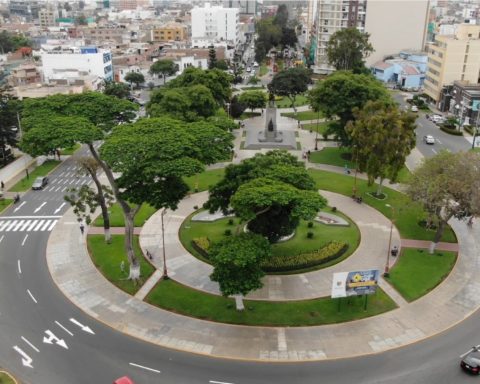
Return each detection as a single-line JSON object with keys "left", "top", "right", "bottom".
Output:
{"left": 307, "top": 221, "right": 314, "bottom": 228}
{"left": 228, "top": 218, "right": 234, "bottom": 225}
{"left": 331, "top": 206, "right": 337, "bottom": 212}
{"left": 191, "top": 237, "right": 211, "bottom": 259}
{"left": 464, "top": 125, "right": 473, "bottom": 135}
{"left": 439, "top": 125, "right": 463, "bottom": 136}
{"left": 193, "top": 205, "right": 199, "bottom": 210}
{"left": 261, "top": 241, "right": 348, "bottom": 272}
{"left": 307, "top": 231, "right": 314, "bottom": 239}
{"left": 224, "top": 229, "right": 232, "bottom": 236}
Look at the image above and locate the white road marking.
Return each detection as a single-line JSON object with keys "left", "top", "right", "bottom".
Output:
{"left": 209, "top": 381, "right": 235, "bottom": 384}
{"left": 13, "top": 346, "right": 33, "bottom": 368}
{"left": 59, "top": 172, "right": 65, "bottom": 177}
{"left": 0, "top": 222, "right": 8, "bottom": 231}
{"left": 13, "top": 201, "right": 26, "bottom": 212}
{"left": 47, "top": 220, "right": 58, "bottom": 231}
{"left": 26, "top": 221, "right": 37, "bottom": 231}
{"left": 33, "top": 220, "right": 45, "bottom": 231}
{"left": 55, "top": 321, "right": 74, "bottom": 336}
{"left": 5, "top": 220, "right": 18, "bottom": 232}
{"left": 17, "top": 259, "right": 22, "bottom": 274}
{"left": 33, "top": 202, "right": 47, "bottom": 213}
{"left": 431, "top": 148, "right": 437, "bottom": 154}
{"left": 21, "top": 336, "right": 40, "bottom": 353}
{"left": 55, "top": 186, "right": 62, "bottom": 192}
{"left": 40, "top": 221, "right": 51, "bottom": 231}
{"left": 437, "top": 139, "right": 442, "bottom": 144}
{"left": 43, "top": 330, "right": 68, "bottom": 349}
{"left": 69, "top": 318, "right": 95, "bottom": 334}
{"left": 27, "top": 289, "right": 37, "bottom": 303}
{"left": 12, "top": 220, "right": 24, "bottom": 231}
{"left": 19, "top": 220, "right": 31, "bottom": 231}
{"left": 129, "top": 362, "right": 161, "bottom": 373}
{"left": 61, "top": 186, "right": 68, "bottom": 192}
{"left": 0, "top": 235, "right": 4, "bottom": 243}
{"left": 54, "top": 202, "right": 66, "bottom": 214}
{"left": 0, "top": 215, "right": 61, "bottom": 219}
{"left": 21, "top": 234, "right": 28, "bottom": 246}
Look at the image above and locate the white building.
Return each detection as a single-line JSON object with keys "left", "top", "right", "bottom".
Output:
{"left": 40, "top": 44, "right": 113, "bottom": 82}
{"left": 191, "top": 2, "right": 240, "bottom": 48}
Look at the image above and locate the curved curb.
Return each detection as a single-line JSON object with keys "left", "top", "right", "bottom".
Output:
{"left": 0, "top": 370, "right": 19, "bottom": 384}
{"left": 45, "top": 196, "right": 480, "bottom": 362}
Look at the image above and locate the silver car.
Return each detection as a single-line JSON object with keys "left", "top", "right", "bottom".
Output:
{"left": 32, "top": 176, "right": 48, "bottom": 190}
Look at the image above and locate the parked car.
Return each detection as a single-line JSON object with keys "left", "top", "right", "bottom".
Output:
{"left": 423, "top": 135, "right": 435, "bottom": 145}
{"left": 113, "top": 377, "right": 135, "bottom": 384}
{"left": 461, "top": 346, "right": 480, "bottom": 375}
{"left": 411, "top": 105, "right": 418, "bottom": 112}
{"left": 32, "top": 176, "right": 48, "bottom": 190}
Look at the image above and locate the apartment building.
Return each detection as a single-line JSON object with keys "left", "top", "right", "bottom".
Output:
{"left": 191, "top": 3, "right": 240, "bottom": 48}
{"left": 308, "top": 0, "right": 429, "bottom": 74}
{"left": 151, "top": 23, "right": 187, "bottom": 42}
{"left": 82, "top": 26, "right": 128, "bottom": 44}
{"left": 424, "top": 24, "right": 480, "bottom": 104}
{"left": 39, "top": 7, "right": 58, "bottom": 28}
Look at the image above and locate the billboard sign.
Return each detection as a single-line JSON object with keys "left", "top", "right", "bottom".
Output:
{"left": 331, "top": 269, "right": 380, "bottom": 298}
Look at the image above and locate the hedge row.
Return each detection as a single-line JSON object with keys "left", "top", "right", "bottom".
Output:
{"left": 192, "top": 237, "right": 348, "bottom": 273}
{"left": 261, "top": 241, "right": 348, "bottom": 272}
{"left": 439, "top": 125, "right": 463, "bottom": 136}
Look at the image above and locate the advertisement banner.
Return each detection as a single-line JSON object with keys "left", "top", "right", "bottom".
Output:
{"left": 331, "top": 270, "right": 380, "bottom": 298}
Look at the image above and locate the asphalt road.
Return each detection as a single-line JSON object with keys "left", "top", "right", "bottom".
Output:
{"left": 391, "top": 92, "right": 472, "bottom": 157}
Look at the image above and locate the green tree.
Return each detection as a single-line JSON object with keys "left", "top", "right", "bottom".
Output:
{"left": 229, "top": 95, "right": 246, "bottom": 118}
{"left": 273, "top": 4, "right": 289, "bottom": 28}
{"left": 238, "top": 90, "right": 266, "bottom": 112}
{"left": 208, "top": 47, "right": 217, "bottom": 70}
{"left": 124, "top": 72, "right": 145, "bottom": 89}
{"left": 0, "top": 31, "right": 31, "bottom": 53}
{"left": 215, "top": 59, "right": 229, "bottom": 70}
{"left": 280, "top": 27, "right": 297, "bottom": 49}
{"left": 0, "top": 88, "right": 21, "bottom": 166}
{"left": 255, "top": 18, "right": 282, "bottom": 62}
{"left": 210, "top": 233, "right": 271, "bottom": 310}
{"left": 308, "top": 71, "right": 392, "bottom": 146}
{"left": 326, "top": 27, "right": 374, "bottom": 73}
{"left": 406, "top": 151, "right": 480, "bottom": 253}
{"left": 149, "top": 60, "right": 177, "bottom": 84}
{"left": 206, "top": 115, "right": 237, "bottom": 132}
{"left": 167, "top": 67, "right": 232, "bottom": 105}
{"left": 103, "top": 81, "right": 131, "bottom": 99}
{"left": 206, "top": 151, "right": 325, "bottom": 243}
{"left": 268, "top": 67, "right": 311, "bottom": 111}
{"left": 346, "top": 100, "right": 417, "bottom": 195}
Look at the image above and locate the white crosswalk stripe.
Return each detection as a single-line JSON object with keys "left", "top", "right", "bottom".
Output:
{"left": 0, "top": 219, "right": 58, "bottom": 233}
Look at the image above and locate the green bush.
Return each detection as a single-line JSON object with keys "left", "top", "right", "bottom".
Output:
{"left": 191, "top": 237, "right": 211, "bottom": 258}
{"left": 261, "top": 241, "right": 348, "bottom": 272}
{"left": 307, "top": 221, "right": 314, "bottom": 228}
{"left": 307, "top": 231, "right": 314, "bottom": 239}
{"left": 224, "top": 229, "right": 232, "bottom": 236}
{"left": 440, "top": 125, "right": 463, "bottom": 136}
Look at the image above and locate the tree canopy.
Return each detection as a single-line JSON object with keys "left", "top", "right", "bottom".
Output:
{"left": 0, "top": 30, "right": 31, "bottom": 53}
{"left": 0, "top": 88, "right": 21, "bottom": 165}
{"left": 149, "top": 60, "right": 177, "bottom": 83}
{"left": 167, "top": 67, "right": 232, "bottom": 105}
{"left": 238, "top": 90, "right": 266, "bottom": 112}
{"left": 103, "top": 81, "right": 131, "bottom": 99}
{"left": 326, "top": 27, "right": 374, "bottom": 73}
{"left": 124, "top": 72, "right": 145, "bottom": 88}
{"left": 346, "top": 100, "right": 417, "bottom": 193}
{"left": 406, "top": 151, "right": 480, "bottom": 252}
{"left": 210, "top": 233, "right": 271, "bottom": 298}
{"left": 268, "top": 67, "right": 311, "bottom": 109}
{"left": 206, "top": 151, "right": 325, "bottom": 242}
{"left": 308, "top": 71, "right": 392, "bottom": 146}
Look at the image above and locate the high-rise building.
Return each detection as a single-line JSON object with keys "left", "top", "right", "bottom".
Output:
{"left": 38, "top": 6, "right": 58, "bottom": 28}
{"left": 424, "top": 24, "right": 480, "bottom": 104}
{"left": 9, "top": 0, "right": 40, "bottom": 21}
{"left": 307, "top": 0, "right": 429, "bottom": 74}
{"left": 191, "top": 2, "right": 240, "bottom": 47}
{"left": 223, "top": 0, "right": 257, "bottom": 15}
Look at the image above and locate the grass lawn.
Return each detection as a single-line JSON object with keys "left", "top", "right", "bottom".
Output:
{"left": 184, "top": 168, "right": 225, "bottom": 193}
{"left": 87, "top": 234, "right": 155, "bottom": 295}
{"left": 240, "top": 111, "right": 262, "bottom": 120}
{"left": 179, "top": 208, "right": 360, "bottom": 273}
{"left": 307, "top": 169, "right": 457, "bottom": 243}
{"left": 302, "top": 121, "right": 333, "bottom": 135}
{"left": 386, "top": 248, "right": 457, "bottom": 302}
{"left": 281, "top": 110, "right": 322, "bottom": 121}
{"left": 259, "top": 63, "right": 269, "bottom": 76}
{"left": 0, "top": 199, "right": 12, "bottom": 214}
{"left": 60, "top": 143, "right": 81, "bottom": 155}
{"left": 275, "top": 94, "right": 309, "bottom": 108}
{"left": 146, "top": 280, "right": 397, "bottom": 326}
{"left": 8, "top": 160, "right": 61, "bottom": 192}
{"left": 93, "top": 203, "right": 157, "bottom": 227}
{"left": 0, "top": 371, "right": 15, "bottom": 384}
{"left": 309, "top": 148, "right": 412, "bottom": 184}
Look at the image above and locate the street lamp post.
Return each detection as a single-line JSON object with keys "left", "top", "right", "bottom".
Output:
{"left": 352, "top": 146, "right": 358, "bottom": 198}
{"left": 161, "top": 208, "right": 169, "bottom": 280}
{"left": 314, "top": 109, "right": 320, "bottom": 150}
{"left": 384, "top": 204, "right": 395, "bottom": 277}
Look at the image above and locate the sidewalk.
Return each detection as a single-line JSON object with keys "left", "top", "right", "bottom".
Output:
{"left": 46, "top": 195, "right": 480, "bottom": 361}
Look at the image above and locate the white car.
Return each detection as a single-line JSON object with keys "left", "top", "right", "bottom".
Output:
{"left": 411, "top": 105, "right": 418, "bottom": 112}
{"left": 423, "top": 135, "right": 435, "bottom": 145}
{"left": 246, "top": 67, "right": 251, "bottom": 73}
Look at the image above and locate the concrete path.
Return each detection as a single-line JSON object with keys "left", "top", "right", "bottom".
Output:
{"left": 139, "top": 190, "right": 402, "bottom": 302}
{"left": 47, "top": 200, "right": 480, "bottom": 361}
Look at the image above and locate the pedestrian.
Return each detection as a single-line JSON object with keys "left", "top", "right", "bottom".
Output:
{"left": 0, "top": 180, "right": 4, "bottom": 190}
{"left": 391, "top": 246, "right": 398, "bottom": 257}
{"left": 79, "top": 223, "right": 85, "bottom": 235}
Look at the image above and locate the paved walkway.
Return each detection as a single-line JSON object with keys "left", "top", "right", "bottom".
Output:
{"left": 46, "top": 194, "right": 480, "bottom": 361}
